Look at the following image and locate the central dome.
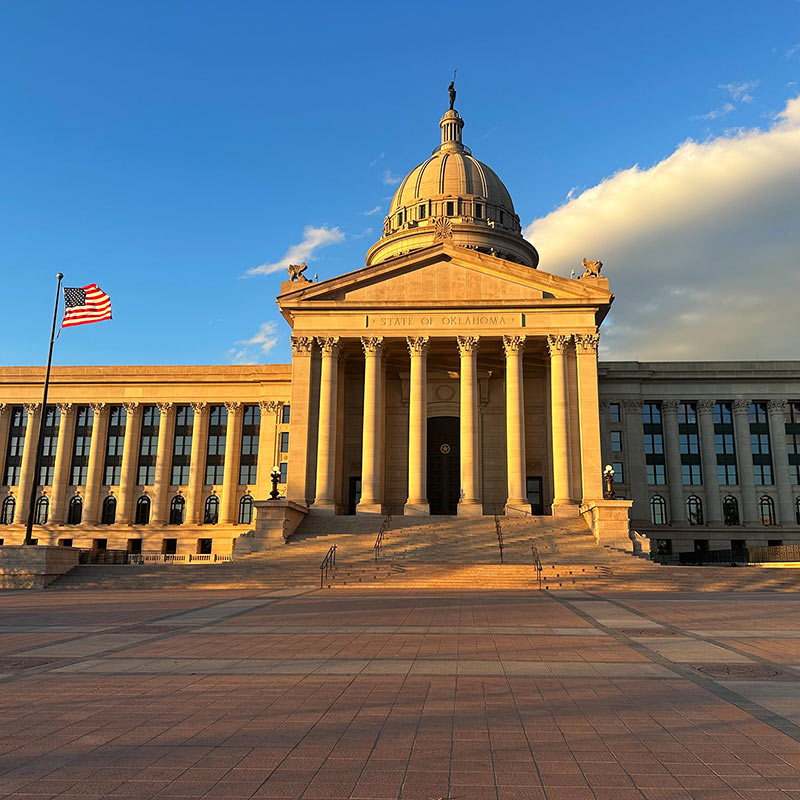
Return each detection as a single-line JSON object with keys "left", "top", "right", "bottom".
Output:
{"left": 365, "top": 107, "right": 539, "bottom": 268}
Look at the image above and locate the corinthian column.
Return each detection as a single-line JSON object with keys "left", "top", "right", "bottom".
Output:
{"left": 221, "top": 402, "right": 243, "bottom": 524}
{"left": 504, "top": 335, "right": 528, "bottom": 513}
{"left": 405, "top": 336, "right": 429, "bottom": 515}
{"left": 256, "top": 401, "right": 280, "bottom": 501}
{"left": 457, "top": 335, "right": 482, "bottom": 515}
{"left": 767, "top": 399, "right": 794, "bottom": 525}
{"left": 661, "top": 401, "right": 685, "bottom": 526}
{"left": 151, "top": 402, "right": 175, "bottom": 524}
{"left": 697, "top": 400, "right": 722, "bottom": 525}
{"left": 732, "top": 399, "right": 758, "bottom": 524}
{"left": 313, "top": 336, "right": 340, "bottom": 512}
{"left": 547, "top": 334, "right": 574, "bottom": 513}
{"left": 358, "top": 337, "right": 384, "bottom": 514}
{"left": 117, "top": 403, "right": 141, "bottom": 525}
{"left": 574, "top": 333, "right": 603, "bottom": 503}
{"left": 83, "top": 403, "right": 109, "bottom": 524}
{"left": 17, "top": 403, "right": 41, "bottom": 527}
{"left": 50, "top": 404, "right": 75, "bottom": 524}
{"left": 185, "top": 402, "right": 208, "bottom": 524}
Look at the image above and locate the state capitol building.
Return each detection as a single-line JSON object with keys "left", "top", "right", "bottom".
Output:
{"left": 1, "top": 100, "right": 799, "bottom": 559}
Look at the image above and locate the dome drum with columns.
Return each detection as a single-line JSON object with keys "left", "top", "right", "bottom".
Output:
{"left": 365, "top": 108, "right": 539, "bottom": 269}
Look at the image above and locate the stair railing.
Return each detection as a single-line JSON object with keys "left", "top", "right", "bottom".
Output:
{"left": 531, "top": 545, "right": 543, "bottom": 590}
{"left": 374, "top": 514, "right": 391, "bottom": 562}
{"left": 494, "top": 515, "right": 504, "bottom": 564}
{"left": 320, "top": 545, "right": 337, "bottom": 588}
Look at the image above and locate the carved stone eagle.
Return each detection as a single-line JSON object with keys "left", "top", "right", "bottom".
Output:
{"left": 287, "top": 262, "right": 308, "bottom": 281}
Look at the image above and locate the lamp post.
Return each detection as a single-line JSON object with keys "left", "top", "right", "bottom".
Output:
{"left": 269, "top": 466, "right": 281, "bottom": 500}
{"left": 603, "top": 465, "right": 615, "bottom": 500}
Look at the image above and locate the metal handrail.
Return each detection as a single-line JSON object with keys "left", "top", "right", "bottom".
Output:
{"left": 374, "top": 514, "right": 391, "bottom": 562}
{"left": 531, "top": 545, "right": 542, "bottom": 590}
{"left": 320, "top": 545, "right": 337, "bottom": 588}
{"left": 494, "top": 514, "right": 504, "bottom": 564}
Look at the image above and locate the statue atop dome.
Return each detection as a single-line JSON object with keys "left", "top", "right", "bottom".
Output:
{"left": 448, "top": 80, "right": 456, "bottom": 110}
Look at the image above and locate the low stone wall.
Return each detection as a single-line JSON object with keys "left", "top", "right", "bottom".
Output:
{"left": 580, "top": 499, "right": 634, "bottom": 551}
{"left": 0, "top": 546, "right": 81, "bottom": 589}
{"left": 233, "top": 500, "right": 308, "bottom": 556}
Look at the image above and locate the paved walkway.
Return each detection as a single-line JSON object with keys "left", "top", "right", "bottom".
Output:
{"left": 1, "top": 589, "right": 800, "bottom": 799}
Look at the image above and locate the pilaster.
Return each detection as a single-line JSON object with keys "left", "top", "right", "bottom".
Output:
{"left": 221, "top": 402, "right": 243, "bottom": 524}
{"left": 661, "top": 401, "right": 685, "bottom": 526}
{"left": 117, "top": 403, "right": 141, "bottom": 525}
{"left": 16, "top": 403, "right": 41, "bottom": 527}
{"left": 697, "top": 400, "right": 722, "bottom": 525}
{"left": 732, "top": 399, "right": 759, "bottom": 524}
{"left": 50, "top": 404, "right": 76, "bottom": 524}
{"left": 574, "top": 333, "right": 603, "bottom": 503}
{"left": 185, "top": 402, "right": 208, "bottom": 524}
{"left": 151, "top": 402, "right": 175, "bottom": 524}
{"left": 767, "top": 399, "right": 794, "bottom": 526}
{"left": 286, "top": 336, "right": 316, "bottom": 506}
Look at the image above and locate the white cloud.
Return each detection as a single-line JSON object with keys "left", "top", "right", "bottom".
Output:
{"left": 247, "top": 225, "right": 345, "bottom": 276}
{"left": 364, "top": 204, "right": 382, "bottom": 216}
{"left": 695, "top": 101, "right": 735, "bottom": 120}
{"left": 369, "top": 152, "right": 385, "bottom": 167}
{"left": 524, "top": 94, "right": 800, "bottom": 361}
{"left": 226, "top": 321, "right": 280, "bottom": 364}
{"left": 787, "top": 42, "right": 800, "bottom": 60}
{"left": 382, "top": 169, "right": 402, "bottom": 186}
{"left": 719, "top": 80, "right": 759, "bottom": 103}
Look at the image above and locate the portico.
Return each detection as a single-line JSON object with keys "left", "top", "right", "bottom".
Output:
{"left": 278, "top": 242, "right": 613, "bottom": 519}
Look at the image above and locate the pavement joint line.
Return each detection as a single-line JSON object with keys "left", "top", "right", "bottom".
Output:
{"left": 550, "top": 590, "right": 800, "bottom": 742}
{"left": 0, "top": 589, "right": 317, "bottom": 686}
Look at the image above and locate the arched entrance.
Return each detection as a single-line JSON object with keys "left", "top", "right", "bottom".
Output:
{"left": 427, "top": 416, "right": 460, "bottom": 515}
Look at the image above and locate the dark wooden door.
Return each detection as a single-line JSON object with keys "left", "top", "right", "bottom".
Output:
{"left": 427, "top": 417, "right": 459, "bottom": 515}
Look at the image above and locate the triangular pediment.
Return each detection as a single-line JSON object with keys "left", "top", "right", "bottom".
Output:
{"left": 277, "top": 243, "right": 612, "bottom": 315}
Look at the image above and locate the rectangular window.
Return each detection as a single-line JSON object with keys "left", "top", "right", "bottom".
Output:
{"left": 749, "top": 402, "right": 773, "bottom": 485}
{"left": 610, "top": 431, "right": 622, "bottom": 452}
{"left": 280, "top": 432, "right": 289, "bottom": 453}
{"left": 70, "top": 405, "right": 94, "bottom": 486}
{"left": 281, "top": 405, "right": 291, "bottom": 424}
{"left": 714, "top": 402, "right": 737, "bottom": 485}
{"left": 609, "top": 403, "right": 621, "bottom": 423}
{"left": 612, "top": 462, "right": 624, "bottom": 483}
{"left": 38, "top": 405, "right": 60, "bottom": 486}
{"left": 787, "top": 401, "right": 800, "bottom": 484}
{"left": 678, "top": 402, "right": 702, "bottom": 485}
{"left": 103, "top": 405, "right": 126, "bottom": 486}
{"left": 475, "top": 203, "right": 483, "bottom": 219}
{"left": 418, "top": 204, "right": 426, "bottom": 219}
{"left": 204, "top": 404, "right": 227, "bottom": 485}
{"left": 4, "top": 406, "right": 28, "bottom": 486}
{"left": 446, "top": 201, "right": 454, "bottom": 216}
{"left": 137, "top": 405, "right": 159, "bottom": 486}
{"left": 642, "top": 402, "right": 666, "bottom": 485}
{"left": 279, "top": 462, "right": 288, "bottom": 484}
{"left": 646, "top": 463, "right": 666, "bottom": 484}
{"left": 171, "top": 404, "right": 194, "bottom": 486}
{"left": 239, "top": 404, "right": 260, "bottom": 485}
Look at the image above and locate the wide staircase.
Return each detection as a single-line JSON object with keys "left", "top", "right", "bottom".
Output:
{"left": 47, "top": 513, "right": 800, "bottom": 592}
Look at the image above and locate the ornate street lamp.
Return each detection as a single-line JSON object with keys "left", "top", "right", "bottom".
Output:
{"left": 269, "top": 466, "right": 282, "bottom": 500}
{"left": 603, "top": 465, "right": 615, "bottom": 500}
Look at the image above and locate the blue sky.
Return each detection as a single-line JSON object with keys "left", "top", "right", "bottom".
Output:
{"left": 1, "top": 0, "right": 799, "bottom": 365}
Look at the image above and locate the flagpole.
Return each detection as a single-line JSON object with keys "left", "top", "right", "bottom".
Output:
{"left": 24, "top": 273, "right": 63, "bottom": 546}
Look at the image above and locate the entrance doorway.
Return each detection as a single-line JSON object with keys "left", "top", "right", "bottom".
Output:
{"left": 526, "top": 476, "right": 544, "bottom": 515}
{"left": 427, "top": 417, "right": 459, "bottom": 515}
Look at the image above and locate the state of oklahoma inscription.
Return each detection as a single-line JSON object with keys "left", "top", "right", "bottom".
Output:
{"left": 367, "top": 313, "right": 520, "bottom": 329}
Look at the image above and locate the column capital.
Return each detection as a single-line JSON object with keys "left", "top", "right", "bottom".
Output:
{"left": 622, "top": 398, "right": 643, "bottom": 411}
{"left": 545, "top": 334, "right": 569, "bottom": 355}
{"left": 0, "top": 403, "right": 7, "bottom": 417}
{"left": 697, "top": 399, "right": 716, "bottom": 414}
{"left": 224, "top": 401, "right": 242, "bottom": 414}
{"left": 406, "top": 336, "right": 429, "bottom": 357}
{"left": 90, "top": 402, "right": 107, "bottom": 414}
{"left": 574, "top": 333, "right": 599, "bottom": 354}
{"left": 768, "top": 398, "right": 787, "bottom": 415}
{"left": 259, "top": 400, "right": 282, "bottom": 412}
{"left": 360, "top": 336, "right": 385, "bottom": 356}
{"left": 732, "top": 399, "right": 751, "bottom": 415}
{"left": 57, "top": 402, "right": 75, "bottom": 415}
{"left": 316, "top": 336, "right": 340, "bottom": 356}
{"left": 290, "top": 336, "right": 315, "bottom": 355}
{"left": 23, "top": 402, "right": 41, "bottom": 414}
{"left": 157, "top": 401, "right": 174, "bottom": 414}
{"left": 456, "top": 335, "right": 480, "bottom": 356}
{"left": 661, "top": 400, "right": 679, "bottom": 414}
{"left": 503, "top": 335, "right": 527, "bottom": 356}
{"left": 190, "top": 401, "right": 207, "bottom": 413}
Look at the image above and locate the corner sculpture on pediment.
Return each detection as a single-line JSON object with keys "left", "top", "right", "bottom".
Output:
{"left": 580, "top": 258, "right": 603, "bottom": 278}
{"left": 287, "top": 262, "right": 308, "bottom": 281}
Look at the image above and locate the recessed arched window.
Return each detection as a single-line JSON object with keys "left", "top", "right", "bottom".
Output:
{"left": 238, "top": 494, "right": 254, "bottom": 525}
{"left": 723, "top": 496, "right": 740, "bottom": 526}
{"left": 687, "top": 496, "right": 703, "bottom": 526}
{"left": 650, "top": 495, "right": 667, "bottom": 525}
{"left": 759, "top": 495, "right": 776, "bottom": 526}
{"left": 1, "top": 496, "right": 16, "bottom": 525}
{"left": 169, "top": 495, "right": 185, "bottom": 525}
{"left": 67, "top": 496, "right": 83, "bottom": 525}
{"left": 204, "top": 495, "right": 219, "bottom": 525}
{"left": 101, "top": 496, "right": 116, "bottom": 525}
{"left": 34, "top": 496, "right": 49, "bottom": 526}
{"left": 135, "top": 496, "right": 150, "bottom": 525}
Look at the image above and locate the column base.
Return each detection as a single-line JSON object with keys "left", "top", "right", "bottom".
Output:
{"left": 458, "top": 501, "right": 483, "bottom": 517}
{"left": 504, "top": 502, "right": 531, "bottom": 517}
{"left": 551, "top": 502, "right": 580, "bottom": 518}
{"left": 404, "top": 502, "right": 430, "bottom": 516}
{"left": 356, "top": 502, "right": 384, "bottom": 516}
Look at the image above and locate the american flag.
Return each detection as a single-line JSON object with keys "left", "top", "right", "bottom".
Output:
{"left": 62, "top": 284, "right": 112, "bottom": 328}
